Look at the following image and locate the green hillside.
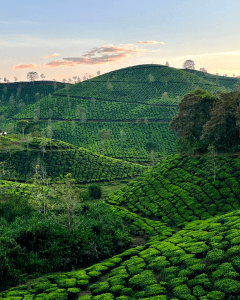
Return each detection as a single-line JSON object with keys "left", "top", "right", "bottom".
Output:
{"left": 105, "top": 153, "right": 240, "bottom": 228}
{"left": 5, "top": 64, "right": 237, "bottom": 164}
{"left": 0, "top": 134, "right": 147, "bottom": 183}
{"left": 2, "top": 154, "right": 240, "bottom": 299}
{"left": 1, "top": 64, "right": 240, "bottom": 298}
{"left": 0, "top": 80, "right": 67, "bottom": 119}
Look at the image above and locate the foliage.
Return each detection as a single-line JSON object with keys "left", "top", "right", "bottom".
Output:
{"left": 88, "top": 183, "right": 102, "bottom": 199}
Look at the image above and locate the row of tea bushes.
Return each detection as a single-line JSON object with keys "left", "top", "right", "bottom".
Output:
{"left": 0, "top": 82, "right": 66, "bottom": 117}
{"left": 13, "top": 94, "right": 178, "bottom": 121}
{"left": 3, "top": 209, "right": 240, "bottom": 299}
{"left": 105, "top": 153, "right": 240, "bottom": 227}
{"left": 34, "top": 121, "right": 177, "bottom": 162}
{"left": 106, "top": 204, "right": 175, "bottom": 239}
{"left": 0, "top": 147, "right": 148, "bottom": 183}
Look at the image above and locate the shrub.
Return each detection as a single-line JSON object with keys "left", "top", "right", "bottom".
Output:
{"left": 88, "top": 184, "right": 102, "bottom": 199}
{"left": 192, "top": 285, "right": 207, "bottom": 296}
{"left": 206, "top": 291, "right": 225, "bottom": 300}
{"left": 173, "top": 284, "right": 192, "bottom": 299}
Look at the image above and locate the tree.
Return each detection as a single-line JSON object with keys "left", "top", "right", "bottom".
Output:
{"left": 40, "top": 130, "right": 47, "bottom": 157}
{"left": 120, "top": 130, "right": 127, "bottom": 144}
{"left": 97, "top": 70, "right": 101, "bottom": 76}
{"left": 3, "top": 87, "right": 7, "bottom": 95}
{"left": 46, "top": 119, "right": 53, "bottom": 151}
{"left": 16, "top": 120, "right": 29, "bottom": 137}
{"left": 205, "top": 144, "right": 221, "bottom": 182}
{"left": 24, "top": 119, "right": 41, "bottom": 137}
{"left": 20, "top": 133, "right": 33, "bottom": 154}
{"left": 40, "top": 73, "right": 45, "bottom": 81}
{"left": 72, "top": 76, "right": 78, "bottom": 83}
{"left": 165, "top": 61, "right": 170, "bottom": 67}
{"left": 53, "top": 80, "right": 57, "bottom": 91}
{"left": 27, "top": 72, "right": 39, "bottom": 82}
{"left": 99, "top": 129, "right": 111, "bottom": 155}
{"left": 62, "top": 78, "right": 67, "bottom": 83}
{"left": 51, "top": 173, "right": 82, "bottom": 232}
{"left": 161, "top": 92, "right": 168, "bottom": 101}
{"left": 106, "top": 81, "right": 113, "bottom": 91}
{"left": 183, "top": 60, "right": 195, "bottom": 70}
{"left": 76, "top": 105, "right": 86, "bottom": 123}
{"left": 4, "top": 78, "right": 7, "bottom": 83}
{"left": 149, "top": 150, "right": 158, "bottom": 166}
{"left": 28, "top": 157, "right": 54, "bottom": 214}
{"left": 200, "top": 91, "right": 240, "bottom": 151}
{"left": 148, "top": 74, "right": 155, "bottom": 82}
{"left": 33, "top": 106, "right": 40, "bottom": 122}
{"left": 169, "top": 88, "right": 218, "bottom": 154}
{"left": 199, "top": 68, "right": 207, "bottom": 73}
{"left": 9, "top": 93, "right": 15, "bottom": 107}
{"left": 14, "top": 77, "right": 18, "bottom": 82}
{"left": 233, "top": 80, "right": 240, "bottom": 93}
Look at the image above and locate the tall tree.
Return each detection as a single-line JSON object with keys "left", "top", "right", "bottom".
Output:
{"left": 16, "top": 120, "right": 29, "bottom": 137}
{"left": 205, "top": 144, "right": 221, "bottom": 182}
{"left": 200, "top": 91, "right": 240, "bottom": 151}
{"left": 50, "top": 173, "right": 82, "bottom": 232}
{"left": 99, "top": 129, "right": 111, "bottom": 155}
{"left": 169, "top": 88, "right": 217, "bottom": 154}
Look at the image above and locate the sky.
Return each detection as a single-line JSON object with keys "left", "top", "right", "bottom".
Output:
{"left": 1, "top": 0, "right": 240, "bottom": 83}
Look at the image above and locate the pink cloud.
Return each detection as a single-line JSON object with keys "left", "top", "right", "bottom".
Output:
{"left": 43, "top": 53, "right": 61, "bottom": 59}
{"left": 10, "top": 43, "right": 151, "bottom": 69}
{"left": 45, "top": 44, "right": 147, "bottom": 67}
{"left": 137, "top": 41, "right": 164, "bottom": 45}
{"left": 10, "top": 63, "right": 42, "bottom": 70}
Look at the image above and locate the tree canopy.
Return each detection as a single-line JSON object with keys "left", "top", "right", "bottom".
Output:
{"left": 169, "top": 88, "right": 240, "bottom": 154}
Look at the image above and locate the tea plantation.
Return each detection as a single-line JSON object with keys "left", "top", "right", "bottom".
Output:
{"left": 4, "top": 64, "right": 238, "bottom": 163}
{"left": 2, "top": 153, "right": 240, "bottom": 299}
{"left": 1, "top": 64, "right": 240, "bottom": 299}
{"left": 0, "top": 134, "right": 147, "bottom": 183}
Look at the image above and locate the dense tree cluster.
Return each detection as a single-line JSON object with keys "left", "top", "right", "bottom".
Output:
{"left": 169, "top": 88, "right": 240, "bottom": 154}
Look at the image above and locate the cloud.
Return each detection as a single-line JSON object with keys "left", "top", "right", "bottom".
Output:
{"left": 9, "top": 42, "right": 164, "bottom": 70}
{"left": 137, "top": 41, "right": 165, "bottom": 45}
{"left": 10, "top": 63, "right": 42, "bottom": 70}
{"left": 44, "top": 44, "right": 147, "bottom": 67}
{"left": 43, "top": 53, "right": 61, "bottom": 59}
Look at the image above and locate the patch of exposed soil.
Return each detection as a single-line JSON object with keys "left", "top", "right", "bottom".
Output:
{"left": 129, "top": 235, "right": 148, "bottom": 248}
{"left": 171, "top": 226, "right": 182, "bottom": 232}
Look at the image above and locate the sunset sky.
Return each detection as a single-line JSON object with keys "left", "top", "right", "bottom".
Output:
{"left": 1, "top": 0, "right": 240, "bottom": 83}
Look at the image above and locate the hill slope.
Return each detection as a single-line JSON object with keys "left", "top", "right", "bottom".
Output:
{"left": 105, "top": 153, "right": 240, "bottom": 228}
{"left": 7, "top": 64, "right": 236, "bottom": 164}
{"left": 0, "top": 134, "right": 147, "bottom": 183}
